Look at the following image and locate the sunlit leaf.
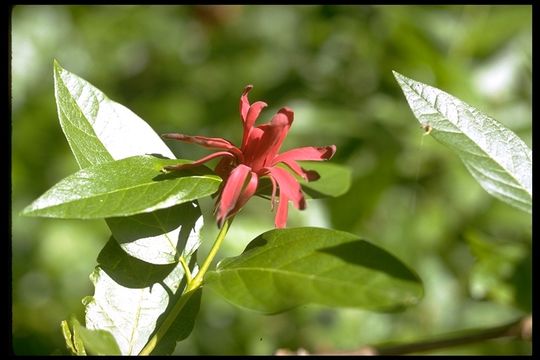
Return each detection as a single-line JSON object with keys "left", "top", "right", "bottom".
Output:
{"left": 393, "top": 71, "right": 532, "bottom": 213}
{"left": 54, "top": 60, "right": 174, "bottom": 167}
{"left": 61, "top": 319, "right": 86, "bottom": 355}
{"left": 83, "top": 239, "right": 201, "bottom": 355}
{"left": 107, "top": 202, "right": 203, "bottom": 265}
{"left": 21, "top": 155, "right": 221, "bottom": 219}
{"left": 52, "top": 62, "right": 205, "bottom": 354}
{"left": 54, "top": 61, "right": 205, "bottom": 264}
{"left": 205, "top": 227, "right": 423, "bottom": 314}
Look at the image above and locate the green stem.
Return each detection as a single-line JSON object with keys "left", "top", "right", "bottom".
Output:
{"left": 178, "top": 256, "right": 192, "bottom": 284}
{"left": 138, "top": 219, "right": 232, "bottom": 356}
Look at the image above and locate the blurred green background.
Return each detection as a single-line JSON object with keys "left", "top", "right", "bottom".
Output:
{"left": 11, "top": 5, "right": 531, "bottom": 355}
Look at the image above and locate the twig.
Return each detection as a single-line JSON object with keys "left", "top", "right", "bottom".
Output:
{"left": 275, "top": 315, "right": 531, "bottom": 355}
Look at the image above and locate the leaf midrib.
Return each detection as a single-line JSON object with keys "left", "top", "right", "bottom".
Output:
{"left": 403, "top": 76, "right": 531, "bottom": 196}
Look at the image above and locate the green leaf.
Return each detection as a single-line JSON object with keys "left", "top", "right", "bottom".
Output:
{"left": 205, "top": 227, "right": 423, "bottom": 314}
{"left": 83, "top": 239, "right": 201, "bottom": 355}
{"left": 298, "top": 161, "right": 352, "bottom": 198}
{"left": 70, "top": 317, "right": 122, "bottom": 355}
{"left": 54, "top": 60, "right": 174, "bottom": 168}
{"left": 21, "top": 155, "right": 221, "bottom": 219}
{"left": 54, "top": 61, "right": 205, "bottom": 265}
{"left": 107, "top": 201, "right": 203, "bottom": 265}
{"left": 61, "top": 319, "right": 86, "bottom": 355}
{"left": 393, "top": 71, "right": 532, "bottom": 214}
{"left": 257, "top": 162, "right": 351, "bottom": 200}
{"left": 52, "top": 62, "right": 204, "bottom": 354}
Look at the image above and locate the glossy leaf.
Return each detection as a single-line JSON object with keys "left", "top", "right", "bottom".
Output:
{"left": 53, "top": 62, "right": 205, "bottom": 354}
{"left": 21, "top": 155, "right": 221, "bottom": 219}
{"left": 53, "top": 60, "right": 174, "bottom": 167}
{"left": 205, "top": 227, "right": 423, "bottom": 314}
{"left": 54, "top": 61, "right": 205, "bottom": 264}
{"left": 83, "top": 239, "right": 201, "bottom": 355}
{"left": 393, "top": 71, "right": 532, "bottom": 213}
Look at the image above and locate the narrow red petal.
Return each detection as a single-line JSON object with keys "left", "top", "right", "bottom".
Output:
{"left": 162, "top": 133, "right": 243, "bottom": 160}
{"left": 268, "top": 167, "right": 306, "bottom": 210}
{"left": 163, "top": 151, "right": 236, "bottom": 172}
{"left": 240, "top": 85, "right": 254, "bottom": 122}
{"left": 274, "top": 192, "right": 289, "bottom": 228}
{"left": 242, "top": 108, "right": 294, "bottom": 171}
{"left": 231, "top": 172, "right": 259, "bottom": 213}
{"left": 162, "top": 133, "right": 234, "bottom": 149}
{"left": 273, "top": 145, "right": 336, "bottom": 164}
{"left": 217, "top": 164, "right": 252, "bottom": 227}
{"left": 241, "top": 101, "right": 268, "bottom": 150}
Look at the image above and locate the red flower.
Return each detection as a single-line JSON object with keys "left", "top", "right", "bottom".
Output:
{"left": 163, "top": 85, "right": 336, "bottom": 228}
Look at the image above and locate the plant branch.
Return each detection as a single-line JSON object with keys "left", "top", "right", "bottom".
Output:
{"left": 275, "top": 315, "right": 532, "bottom": 355}
{"left": 138, "top": 218, "right": 232, "bottom": 355}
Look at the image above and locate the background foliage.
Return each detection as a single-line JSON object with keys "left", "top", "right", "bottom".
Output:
{"left": 12, "top": 5, "right": 531, "bottom": 355}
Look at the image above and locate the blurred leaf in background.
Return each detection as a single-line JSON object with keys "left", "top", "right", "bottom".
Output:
{"left": 12, "top": 5, "right": 531, "bottom": 355}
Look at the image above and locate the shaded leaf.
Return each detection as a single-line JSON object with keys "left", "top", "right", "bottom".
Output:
{"left": 393, "top": 71, "right": 532, "bottom": 213}
{"left": 205, "top": 227, "right": 423, "bottom": 314}
{"left": 21, "top": 155, "right": 221, "bottom": 219}
{"left": 257, "top": 162, "right": 351, "bottom": 200}
{"left": 83, "top": 238, "right": 201, "bottom": 355}
{"left": 298, "top": 161, "right": 352, "bottom": 198}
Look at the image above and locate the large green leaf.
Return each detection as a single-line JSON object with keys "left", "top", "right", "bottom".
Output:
{"left": 54, "top": 61, "right": 205, "bottom": 264}
{"left": 205, "top": 227, "right": 423, "bottom": 314}
{"left": 52, "top": 62, "right": 205, "bottom": 354}
{"left": 54, "top": 60, "right": 174, "bottom": 168}
{"left": 21, "top": 155, "right": 221, "bottom": 219}
{"left": 82, "top": 239, "right": 201, "bottom": 355}
{"left": 393, "top": 71, "right": 532, "bottom": 214}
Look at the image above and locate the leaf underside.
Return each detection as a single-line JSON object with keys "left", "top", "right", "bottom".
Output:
{"left": 393, "top": 71, "right": 532, "bottom": 214}
{"left": 53, "top": 61, "right": 204, "bottom": 354}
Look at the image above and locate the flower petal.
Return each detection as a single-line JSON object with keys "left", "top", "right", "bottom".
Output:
{"left": 162, "top": 133, "right": 243, "bottom": 159}
{"left": 274, "top": 192, "right": 289, "bottom": 228}
{"left": 243, "top": 108, "right": 294, "bottom": 171}
{"left": 242, "top": 101, "right": 268, "bottom": 150}
{"left": 240, "top": 85, "right": 254, "bottom": 122}
{"left": 162, "top": 133, "right": 234, "bottom": 149}
{"left": 273, "top": 145, "right": 336, "bottom": 164}
{"left": 232, "top": 172, "right": 259, "bottom": 213}
{"left": 268, "top": 167, "right": 306, "bottom": 211}
{"left": 217, "top": 164, "right": 252, "bottom": 227}
{"left": 163, "top": 151, "right": 236, "bottom": 172}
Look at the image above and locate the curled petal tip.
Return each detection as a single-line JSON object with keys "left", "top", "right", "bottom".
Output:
{"left": 243, "top": 84, "right": 254, "bottom": 94}
{"left": 278, "top": 107, "right": 294, "bottom": 117}
{"left": 325, "top": 145, "right": 337, "bottom": 159}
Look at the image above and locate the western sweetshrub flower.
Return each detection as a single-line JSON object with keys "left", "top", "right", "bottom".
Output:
{"left": 163, "top": 85, "right": 336, "bottom": 228}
